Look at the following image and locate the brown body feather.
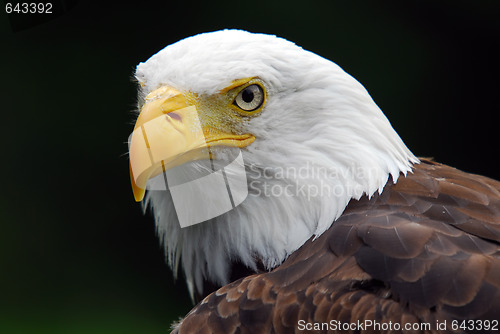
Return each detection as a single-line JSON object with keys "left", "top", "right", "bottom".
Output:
{"left": 173, "top": 160, "right": 500, "bottom": 333}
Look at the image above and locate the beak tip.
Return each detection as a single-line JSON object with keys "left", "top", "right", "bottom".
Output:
{"left": 130, "top": 164, "right": 146, "bottom": 202}
{"left": 132, "top": 181, "right": 146, "bottom": 202}
{"left": 133, "top": 185, "right": 146, "bottom": 202}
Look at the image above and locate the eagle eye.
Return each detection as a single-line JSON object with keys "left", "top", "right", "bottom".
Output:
{"left": 234, "top": 84, "right": 264, "bottom": 111}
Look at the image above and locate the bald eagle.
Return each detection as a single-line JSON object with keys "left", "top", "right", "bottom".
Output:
{"left": 128, "top": 30, "right": 500, "bottom": 333}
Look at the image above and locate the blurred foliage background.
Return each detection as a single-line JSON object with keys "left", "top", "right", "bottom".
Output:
{"left": 1, "top": 0, "right": 499, "bottom": 332}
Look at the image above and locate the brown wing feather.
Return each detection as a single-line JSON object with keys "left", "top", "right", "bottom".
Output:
{"left": 173, "top": 160, "right": 500, "bottom": 333}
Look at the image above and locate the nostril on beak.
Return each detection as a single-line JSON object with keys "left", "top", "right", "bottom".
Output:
{"left": 167, "top": 112, "right": 182, "bottom": 122}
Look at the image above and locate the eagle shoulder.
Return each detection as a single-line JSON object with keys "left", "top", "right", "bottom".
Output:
{"left": 173, "top": 160, "right": 500, "bottom": 333}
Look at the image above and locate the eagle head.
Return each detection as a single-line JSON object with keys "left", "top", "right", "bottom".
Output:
{"left": 129, "top": 30, "right": 417, "bottom": 299}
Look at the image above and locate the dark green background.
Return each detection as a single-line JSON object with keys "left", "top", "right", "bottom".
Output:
{"left": 1, "top": 0, "right": 499, "bottom": 332}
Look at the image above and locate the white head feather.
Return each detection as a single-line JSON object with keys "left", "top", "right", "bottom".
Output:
{"left": 134, "top": 30, "right": 418, "bottom": 298}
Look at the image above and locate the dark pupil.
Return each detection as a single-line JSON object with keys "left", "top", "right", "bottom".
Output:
{"left": 242, "top": 88, "right": 254, "bottom": 103}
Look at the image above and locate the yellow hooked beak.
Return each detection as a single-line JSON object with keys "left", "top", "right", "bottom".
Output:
{"left": 129, "top": 86, "right": 255, "bottom": 201}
